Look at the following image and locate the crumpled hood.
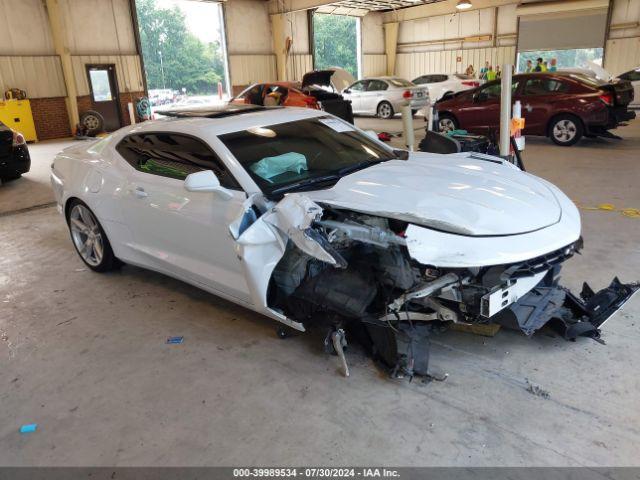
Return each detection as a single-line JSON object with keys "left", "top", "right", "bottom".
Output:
{"left": 304, "top": 152, "right": 564, "bottom": 236}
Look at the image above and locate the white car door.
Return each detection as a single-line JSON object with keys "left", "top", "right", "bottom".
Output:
{"left": 342, "top": 80, "right": 368, "bottom": 112}
{"left": 361, "top": 79, "right": 389, "bottom": 114}
{"left": 116, "top": 131, "right": 252, "bottom": 303}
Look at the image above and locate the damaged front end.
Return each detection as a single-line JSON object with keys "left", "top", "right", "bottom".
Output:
{"left": 233, "top": 194, "right": 638, "bottom": 379}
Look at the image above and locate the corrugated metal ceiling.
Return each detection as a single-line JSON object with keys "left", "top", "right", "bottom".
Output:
{"left": 316, "top": 0, "right": 446, "bottom": 15}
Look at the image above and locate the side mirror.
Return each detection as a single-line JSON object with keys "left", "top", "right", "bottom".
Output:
{"left": 343, "top": 89, "right": 351, "bottom": 94}
{"left": 184, "top": 170, "right": 234, "bottom": 200}
{"left": 393, "top": 149, "right": 409, "bottom": 160}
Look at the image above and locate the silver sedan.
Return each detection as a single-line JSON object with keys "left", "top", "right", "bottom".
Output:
{"left": 341, "top": 77, "right": 430, "bottom": 119}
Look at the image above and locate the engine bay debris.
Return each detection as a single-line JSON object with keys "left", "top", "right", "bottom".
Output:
{"left": 233, "top": 193, "right": 639, "bottom": 380}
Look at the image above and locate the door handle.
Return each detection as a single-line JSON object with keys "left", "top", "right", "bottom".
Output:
{"left": 131, "top": 186, "right": 148, "bottom": 198}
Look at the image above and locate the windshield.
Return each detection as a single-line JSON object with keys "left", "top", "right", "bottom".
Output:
{"left": 218, "top": 117, "right": 396, "bottom": 196}
{"left": 454, "top": 74, "right": 473, "bottom": 80}
{"left": 388, "top": 78, "right": 413, "bottom": 87}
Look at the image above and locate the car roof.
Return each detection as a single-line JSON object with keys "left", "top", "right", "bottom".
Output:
{"left": 123, "top": 105, "right": 329, "bottom": 137}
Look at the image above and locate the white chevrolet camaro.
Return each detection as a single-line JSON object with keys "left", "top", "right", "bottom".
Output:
{"left": 50, "top": 105, "right": 636, "bottom": 378}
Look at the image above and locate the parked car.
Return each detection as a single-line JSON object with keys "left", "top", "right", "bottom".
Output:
{"left": 0, "top": 121, "right": 30, "bottom": 183}
{"left": 231, "top": 68, "right": 354, "bottom": 123}
{"left": 435, "top": 72, "right": 636, "bottom": 146}
{"left": 412, "top": 73, "right": 479, "bottom": 101}
{"left": 51, "top": 104, "right": 636, "bottom": 378}
{"left": 341, "top": 77, "right": 429, "bottom": 119}
{"left": 617, "top": 67, "right": 640, "bottom": 107}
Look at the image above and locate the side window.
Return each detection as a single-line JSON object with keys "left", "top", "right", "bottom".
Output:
{"left": 413, "top": 76, "right": 427, "bottom": 84}
{"left": 432, "top": 75, "right": 448, "bottom": 83}
{"left": 480, "top": 82, "right": 502, "bottom": 99}
{"left": 349, "top": 81, "right": 368, "bottom": 92}
{"left": 523, "top": 78, "right": 569, "bottom": 95}
{"left": 241, "top": 84, "right": 264, "bottom": 105}
{"left": 367, "top": 80, "right": 388, "bottom": 91}
{"left": 116, "top": 133, "right": 240, "bottom": 189}
{"left": 479, "top": 81, "right": 519, "bottom": 99}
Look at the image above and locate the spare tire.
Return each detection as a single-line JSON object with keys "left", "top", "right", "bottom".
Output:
{"left": 79, "top": 110, "right": 105, "bottom": 135}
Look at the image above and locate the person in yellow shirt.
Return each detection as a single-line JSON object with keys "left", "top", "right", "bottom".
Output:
{"left": 486, "top": 65, "right": 497, "bottom": 81}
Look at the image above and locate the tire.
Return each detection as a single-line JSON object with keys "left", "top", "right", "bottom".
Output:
{"left": 548, "top": 114, "right": 583, "bottom": 146}
{"left": 79, "top": 110, "right": 105, "bottom": 135}
{"left": 437, "top": 113, "right": 458, "bottom": 133}
{"left": 377, "top": 101, "right": 394, "bottom": 119}
{"left": 66, "top": 199, "right": 118, "bottom": 272}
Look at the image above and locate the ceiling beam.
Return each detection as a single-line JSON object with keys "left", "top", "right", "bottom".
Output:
{"left": 381, "top": 0, "right": 518, "bottom": 23}
{"left": 268, "top": 0, "right": 339, "bottom": 14}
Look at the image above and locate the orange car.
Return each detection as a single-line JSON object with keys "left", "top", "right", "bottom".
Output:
{"left": 231, "top": 82, "right": 319, "bottom": 108}
{"left": 231, "top": 70, "right": 355, "bottom": 123}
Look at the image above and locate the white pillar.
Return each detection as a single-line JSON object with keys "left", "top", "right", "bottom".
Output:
{"left": 499, "top": 64, "right": 513, "bottom": 157}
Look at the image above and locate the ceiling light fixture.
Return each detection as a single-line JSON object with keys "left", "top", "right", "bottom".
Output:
{"left": 456, "top": 0, "right": 473, "bottom": 10}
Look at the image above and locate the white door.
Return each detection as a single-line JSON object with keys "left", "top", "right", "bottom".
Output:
{"left": 117, "top": 132, "right": 252, "bottom": 303}
{"left": 361, "top": 79, "right": 389, "bottom": 114}
{"left": 343, "top": 80, "right": 368, "bottom": 112}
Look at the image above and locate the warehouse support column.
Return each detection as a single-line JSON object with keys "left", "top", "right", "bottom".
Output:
{"left": 384, "top": 22, "right": 398, "bottom": 76}
{"left": 271, "top": 13, "right": 288, "bottom": 81}
{"left": 45, "top": 0, "right": 79, "bottom": 132}
{"left": 499, "top": 63, "right": 513, "bottom": 157}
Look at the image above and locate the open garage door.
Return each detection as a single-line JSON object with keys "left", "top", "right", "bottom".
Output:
{"left": 134, "top": 0, "right": 231, "bottom": 112}
{"left": 516, "top": 2, "right": 609, "bottom": 72}
{"left": 313, "top": 13, "right": 362, "bottom": 79}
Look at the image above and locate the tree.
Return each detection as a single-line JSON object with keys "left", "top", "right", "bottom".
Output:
{"left": 313, "top": 14, "right": 358, "bottom": 78}
{"left": 136, "top": 0, "right": 226, "bottom": 95}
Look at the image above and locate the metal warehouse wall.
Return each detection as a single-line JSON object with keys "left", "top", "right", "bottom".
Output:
{"left": 0, "top": 0, "right": 142, "bottom": 97}
{"left": 396, "top": 46, "right": 516, "bottom": 79}
{"left": 0, "top": 0, "right": 144, "bottom": 139}
{"left": 226, "top": 0, "right": 278, "bottom": 87}
{"left": 391, "top": 3, "right": 517, "bottom": 77}
{"left": 605, "top": 0, "right": 640, "bottom": 75}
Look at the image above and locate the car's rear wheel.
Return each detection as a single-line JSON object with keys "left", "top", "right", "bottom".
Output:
{"left": 377, "top": 101, "right": 394, "bottom": 119}
{"left": 437, "top": 113, "right": 458, "bottom": 132}
{"left": 549, "top": 114, "right": 583, "bottom": 146}
{"left": 67, "top": 200, "right": 117, "bottom": 272}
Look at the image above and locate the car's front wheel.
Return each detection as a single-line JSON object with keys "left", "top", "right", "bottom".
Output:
{"left": 549, "top": 114, "right": 583, "bottom": 146}
{"left": 377, "top": 101, "right": 394, "bottom": 119}
{"left": 66, "top": 200, "right": 118, "bottom": 272}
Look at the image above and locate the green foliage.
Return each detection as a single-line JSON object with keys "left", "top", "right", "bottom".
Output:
{"left": 313, "top": 14, "right": 357, "bottom": 78}
{"left": 518, "top": 48, "right": 603, "bottom": 72}
{"left": 136, "top": 0, "right": 226, "bottom": 95}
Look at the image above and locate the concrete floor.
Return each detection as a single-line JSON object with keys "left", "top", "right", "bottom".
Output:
{"left": 1, "top": 118, "right": 639, "bottom": 467}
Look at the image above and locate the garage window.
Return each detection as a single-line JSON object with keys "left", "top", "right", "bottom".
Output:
{"left": 523, "top": 79, "right": 570, "bottom": 96}
{"left": 116, "top": 132, "right": 240, "bottom": 189}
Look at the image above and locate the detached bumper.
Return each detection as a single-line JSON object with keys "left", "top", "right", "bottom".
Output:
{"left": 495, "top": 278, "right": 639, "bottom": 340}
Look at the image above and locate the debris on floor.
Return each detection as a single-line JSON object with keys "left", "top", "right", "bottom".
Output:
{"left": 166, "top": 336, "right": 184, "bottom": 344}
{"left": 19, "top": 424, "right": 38, "bottom": 434}
{"left": 525, "top": 379, "right": 550, "bottom": 399}
{"left": 450, "top": 323, "right": 501, "bottom": 337}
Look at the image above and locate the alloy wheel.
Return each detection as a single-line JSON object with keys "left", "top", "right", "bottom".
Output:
{"left": 69, "top": 204, "right": 104, "bottom": 267}
{"left": 378, "top": 103, "right": 392, "bottom": 119}
{"left": 553, "top": 119, "right": 577, "bottom": 143}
